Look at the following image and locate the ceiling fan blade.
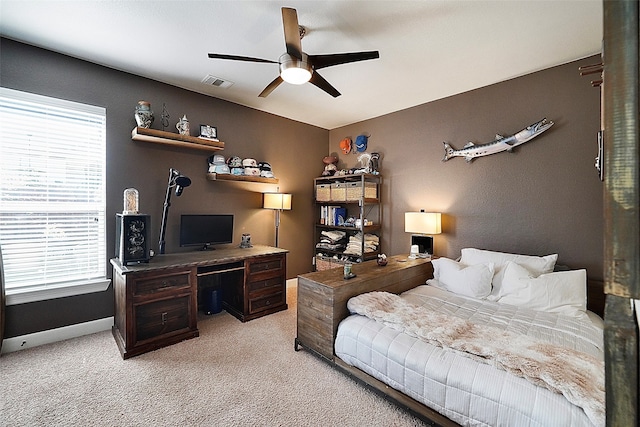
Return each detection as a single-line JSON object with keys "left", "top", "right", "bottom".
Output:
{"left": 309, "top": 71, "right": 341, "bottom": 98}
{"left": 281, "top": 7, "right": 302, "bottom": 60}
{"left": 258, "top": 76, "right": 284, "bottom": 98}
{"left": 208, "top": 53, "right": 277, "bottom": 64}
{"left": 309, "top": 51, "right": 380, "bottom": 70}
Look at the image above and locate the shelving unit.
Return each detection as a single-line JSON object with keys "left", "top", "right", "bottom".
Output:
{"left": 131, "top": 127, "right": 224, "bottom": 152}
{"left": 313, "top": 174, "right": 382, "bottom": 270}
{"left": 206, "top": 173, "right": 278, "bottom": 184}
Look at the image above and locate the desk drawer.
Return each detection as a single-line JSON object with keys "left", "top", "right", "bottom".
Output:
{"left": 248, "top": 276, "right": 284, "bottom": 294}
{"left": 135, "top": 296, "right": 191, "bottom": 343}
{"left": 249, "top": 291, "right": 285, "bottom": 314}
{"left": 133, "top": 271, "right": 191, "bottom": 296}
{"left": 247, "top": 255, "right": 284, "bottom": 276}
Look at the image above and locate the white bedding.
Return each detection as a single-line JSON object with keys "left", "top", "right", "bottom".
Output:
{"left": 335, "top": 284, "right": 604, "bottom": 427}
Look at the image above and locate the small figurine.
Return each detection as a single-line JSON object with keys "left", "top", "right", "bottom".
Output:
{"left": 370, "top": 152, "right": 381, "bottom": 174}
{"left": 161, "top": 103, "right": 170, "bottom": 131}
{"left": 377, "top": 253, "right": 388, "bottom": 266}
{"left": 240, "top": 233, "right": 252, "bottom": 248}
{"left": 176, "top": 115, "right": 189, "bottom": 135}
{"left": 355, "top": 153, "right": 371, "bottom": 174}
{"left": 322, "top": 156, "right": 338, "bottom": 176}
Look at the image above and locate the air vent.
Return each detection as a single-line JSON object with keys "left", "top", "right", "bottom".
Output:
{"left": 201, "top": 75, "right": 234, "bottom": 89}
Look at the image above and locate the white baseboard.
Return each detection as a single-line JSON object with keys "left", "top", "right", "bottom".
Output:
{"left": 1, "top": 316, "right": 114, "bottom": 354}
{"left": 1, "top": 280, "right": 296, "bottom": 354}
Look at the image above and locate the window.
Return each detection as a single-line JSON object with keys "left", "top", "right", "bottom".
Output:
{"left": 0, "top": 88, "right": 108, "bottom": 304}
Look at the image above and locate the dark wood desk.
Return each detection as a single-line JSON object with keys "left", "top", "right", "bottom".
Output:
{"left": 295, "top": 255, "right": 433, "bottom": 361}
{"left": 111, "top": 245, "right": 287, "bottom": 359}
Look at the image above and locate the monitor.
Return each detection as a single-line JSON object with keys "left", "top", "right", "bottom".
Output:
{"left": 179, "top": 214, "right": 233, "bottom": 250}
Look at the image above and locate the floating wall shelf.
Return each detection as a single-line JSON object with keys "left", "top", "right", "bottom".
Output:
{"left": 131, "top": 127, "right": 224, "bottom": 152}
{"left": 206, "top": 173, "right": 279, "bottom": 184}
{"left": 131, "top": 128, "right": 277, "bottom": 184}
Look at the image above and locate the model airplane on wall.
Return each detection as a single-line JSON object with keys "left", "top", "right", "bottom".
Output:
{"left": 442, "top": 118, "right": 554, "bottom": 162}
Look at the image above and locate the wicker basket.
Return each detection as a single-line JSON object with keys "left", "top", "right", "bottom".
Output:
{"left": 316, "top": 184, "right": 331, "bottom": 201}
{"left": 315, "top": 255, "right": 345, "bottom": 271}
{"left": 330, "top": 183, "right": 347, "bottom": 201}
{"left": 346, "top": 181, "right": 377, "bottom": 201}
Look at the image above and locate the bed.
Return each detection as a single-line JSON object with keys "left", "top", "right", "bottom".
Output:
{"left": 333, "top": 248, "right": 605, "bottom": 427}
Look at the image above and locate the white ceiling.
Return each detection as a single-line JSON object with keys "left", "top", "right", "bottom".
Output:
{"left": 0, "top": 1, "right": 602, "bottom": 130}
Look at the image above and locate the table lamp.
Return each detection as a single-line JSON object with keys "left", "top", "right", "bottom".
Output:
{"left": 404, "top": 210, "right": 442, "bottom": 257}
{"left": 263, "top": 191, "right": 292, "bottom": 247}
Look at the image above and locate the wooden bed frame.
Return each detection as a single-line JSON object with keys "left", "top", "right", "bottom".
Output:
{"left": 333, "top": 357, "right": 459, "bottom": 426}
{"left": 334, "top": 279, "right": 605, "bottom": 427}
{"left": 296, "top": 258, "right": 605, "bottom": 427}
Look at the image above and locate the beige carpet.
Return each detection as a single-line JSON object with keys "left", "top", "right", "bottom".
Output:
{"left": 0, "top": 281, "right": 425, "bottom": 426}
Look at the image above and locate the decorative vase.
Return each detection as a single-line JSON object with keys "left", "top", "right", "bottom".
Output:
{"left": 176, "top": 114, "right": 190, "bottom": 136}
{"left": 134, "top": 101, "right": 154, "bottom": 128}
{"left": 123, "top": 188, "right": 139, "bottom": 214}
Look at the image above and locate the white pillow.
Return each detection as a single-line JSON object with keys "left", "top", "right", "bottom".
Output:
{"left": 459, "top": 248, "right": 558, "bottom": 300}
{"left": 498, "top": 261, "right": 587, "bottom": 318}
{"left": 431, "top": 257, "right": 494, "bottom": 299}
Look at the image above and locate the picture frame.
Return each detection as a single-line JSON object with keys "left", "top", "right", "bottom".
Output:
{"left": 199, "top": 124, "right": 218, "bottom": 140}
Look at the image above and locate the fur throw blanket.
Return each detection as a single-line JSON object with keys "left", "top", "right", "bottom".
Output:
{"left": 347, "top": 291, "right": 604, "bottom": 427}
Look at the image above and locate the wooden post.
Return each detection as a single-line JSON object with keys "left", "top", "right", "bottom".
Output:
{"left": 603, "top": 0, "right": 639, "bottom": 425}
{"left": 604, "top": 295, "right": 638, "bottom": 426}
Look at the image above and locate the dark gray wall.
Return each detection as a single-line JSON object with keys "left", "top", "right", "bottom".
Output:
{"left": 330, "top": 56, "right": 603, "bottom": 278}
{"left": 0, "top": 37, "right": 602, "bottom": 339}
{"left": 1, "top": 38, "right": 327, "bottom": 337}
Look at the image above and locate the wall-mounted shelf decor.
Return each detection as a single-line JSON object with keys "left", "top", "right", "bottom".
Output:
{"left": 132, "top": 127, "right": 224, "bottom": 152}
{"left": 206, "top": 173, "right": 279, "bottom": 184}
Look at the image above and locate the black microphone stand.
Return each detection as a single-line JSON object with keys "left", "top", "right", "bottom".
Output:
{"left": 159, "top": 168, "right": 190, "bottom": 254}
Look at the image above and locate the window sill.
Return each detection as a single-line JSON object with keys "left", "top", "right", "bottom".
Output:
{"left": 5, "top": 278, "right": 111, "bottom": 306}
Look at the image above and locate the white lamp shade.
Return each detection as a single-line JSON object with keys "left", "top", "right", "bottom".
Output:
{"left": 263, "top": 193, "right": 292, "bottom": 210}
{"left": 405, "top": 212, "right": 441, "bottom": 234}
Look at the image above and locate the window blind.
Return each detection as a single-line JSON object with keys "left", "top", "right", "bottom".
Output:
{"left": 0, "top": 88, "right": 106, "bottom": 291}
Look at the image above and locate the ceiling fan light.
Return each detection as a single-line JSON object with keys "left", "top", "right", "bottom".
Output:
{"left": 279, "top": 53, "right": 312, "bottom": 84}
{"left": 281, "top": 67, "right": 312, "bottom": 84}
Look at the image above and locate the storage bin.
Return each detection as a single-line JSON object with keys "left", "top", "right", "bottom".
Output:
{"left": 346, "top": 181, "right": 377, "bottom": 201}
{"left": 331, "top": 183, "right": 347, "bottom": 201}
{"left": 316, "top": 184, "right": 331, "bottom": 201}
{"left": 315, "top": 255, "right": 345, "bottom": 271}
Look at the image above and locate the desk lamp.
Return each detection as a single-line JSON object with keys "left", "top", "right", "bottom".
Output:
{"left": 263, "top": 191, "right": 292, "bottom": 247}
{"left": 404, "top": 210, "right": 442, "bottom": 258}
{"left": 159, "top": 168, "right": 191, "bottom": 254}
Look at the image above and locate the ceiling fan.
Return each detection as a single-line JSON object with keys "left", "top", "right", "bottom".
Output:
{"left": 208, "top": 7, "right": 380, "bottom": 98}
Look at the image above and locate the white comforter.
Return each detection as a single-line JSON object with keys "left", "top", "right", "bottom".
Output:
{"left": 335, "top": 284, "right": 604, "bottom": 427}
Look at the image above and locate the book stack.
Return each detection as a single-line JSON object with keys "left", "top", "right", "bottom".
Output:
{"left": 320, "top": 206, "right": 347, "bottom": 226}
